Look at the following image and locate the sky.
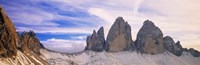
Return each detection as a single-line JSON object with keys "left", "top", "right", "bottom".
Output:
{"left": 0, "top": 0, "right": 200, "bottom": 53}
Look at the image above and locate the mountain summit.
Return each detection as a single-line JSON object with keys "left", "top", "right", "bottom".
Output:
{"left": 106, "top": 17, "right": 132, "bottom": 52}
{"left": 134, "top": 20, "right": 164, "bottom": 54}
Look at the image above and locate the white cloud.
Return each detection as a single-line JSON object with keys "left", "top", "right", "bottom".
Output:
{"left": 86, "top": 0, "right": 200, "bottom": 50}
{"left": 42, "top": 38, "right": 86, "bottom": 53}
{"left": 71, "top": 36, "right": 87, "bottom": 40}
{"left": 16, "top": 26, "right": 94, "bottom": 34}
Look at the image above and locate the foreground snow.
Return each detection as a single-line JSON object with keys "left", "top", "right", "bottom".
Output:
{"left": 0, "top": 50, "right": 49, "bottom": 65}
{"left": 40, "top": 49, "right": 200, "bottom": 65}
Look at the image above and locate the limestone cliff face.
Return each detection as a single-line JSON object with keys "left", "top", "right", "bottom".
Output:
{"left": 105, "top": 17, "right": 132, "bottom": 52}
{"left": 0, "top": 6, "right": 18, "bottom": 57}
{"left": 163, "top": 36, "right": 183, "bottom": 56}
{"left": 134, "top": 20, "right": 164, "bottom": 54}
{"left": 85, "top": 27, "right": 105, "bottom": 52}
{"left": 18, "top": 31, "right": 44, "bottom": 55}
{"left": 84, "top": 17, "right": 200, "bottom": 57}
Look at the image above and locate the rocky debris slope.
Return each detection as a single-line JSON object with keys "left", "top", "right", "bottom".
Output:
{"left": 163, "top": 36, "right": 183, "bottom": 56}
{"left": 41, "top": 49, "right": 200, "bottom": 65}
{"left": 0, "top": 5, "right": 49, "bottom": 65}
{"left": 85, "top": 27, "right": 105, "bottom": 52}
{"left": 0, "top": 5, "right": 18, "bottom": 58}
{"left": 0, "top": 50, "right": 49, "bottom": 65}
{"left": 105, "top": 17, "right": 132, "bottom": 52}
{"left": 134, "top": 20, "right": 164, "bottom": 54}
{"left": 18, "top": 31, "right": 45, "bottom": 55}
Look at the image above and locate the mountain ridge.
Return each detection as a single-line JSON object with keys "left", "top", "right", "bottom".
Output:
{"left": 0, "top": 4, "right": 200, "bottom": 65}
{"left": 85, "top": 17, "right": 200, "bottom": 57}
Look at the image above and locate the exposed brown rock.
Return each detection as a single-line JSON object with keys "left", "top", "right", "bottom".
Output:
{"left": 18, "top": 31, "right": 44, "bottom": 55}
{"left": 106, "top": 17, "right": 132, "bottom": 52}
{"left": 0, "top": 6, "right": 18, "bottom": 57}
{"left": 135, "top": 20, "right": 164, "bottom": 54}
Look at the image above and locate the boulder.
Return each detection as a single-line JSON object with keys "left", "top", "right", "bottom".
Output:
{"left": 85, "top": 27, "right": 105, "bottom": 52}
{"left": 18, "top": 31, "right": 44, "bottom": 55}
{"left": 135, "top": 20, "right": 164, "bottom": 54}
{"left": 0, "top": 6, "right": 18, "bottom": 57}
{"left": 105, "top": 17, "right": 132, "bottom": 52}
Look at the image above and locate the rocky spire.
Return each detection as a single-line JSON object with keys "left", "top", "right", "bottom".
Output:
{"left": 18, "top": 31, "right": 44, "bottom": 55}
{"left": 134, "top": 20, "right": 164, "bottom": 54}
{"left": 163, "top": 36, "right": 183, "bottom": 56}
{"left": 0, "top": 6, "right": 18, "bottom": 57}
{"left": 85, "top": 27, "right": 105, "bottom": 52}
{"left": 105, "top": 17, "right": 132, "bottom": 52}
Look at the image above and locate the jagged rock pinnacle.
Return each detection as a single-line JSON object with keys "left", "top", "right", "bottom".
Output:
{"left": 105, "top": 17, "right": 132, "bottom": 52}
{"left": 85, "top": 26, "right": 105, "bottom": 52}
{"left": 135, "top": 20, "right": 164, "bottom": 54}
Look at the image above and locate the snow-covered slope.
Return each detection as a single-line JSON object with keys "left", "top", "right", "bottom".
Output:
{"left": 40, "top": 49, "right": 200, "bottom": 65}
{"left": 0, "top": 50, "right": 49, "bottom": 65}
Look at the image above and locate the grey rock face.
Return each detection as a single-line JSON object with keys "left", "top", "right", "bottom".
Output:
{"left": 135, "top": 20, "right": 164, "bottom": 54}
{"left": 188, "top": 48, "right": 200, "bottom": 57}
{"left": 105, "top": 17, "right": 132, "bottom": 52}
{"left": 85, "top": 27, "right": 105, "bottom": 52}
{"left": 163, "top": 36, "right": 183, "bottom": 56}
{"left": 163, "top": 36, "right": 175, "bottom": 53}
{"left": 174, "top": 41, "right": 183, "bottom": 56}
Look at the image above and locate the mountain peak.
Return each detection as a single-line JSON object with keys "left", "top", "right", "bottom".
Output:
{"left": 114, "top": 17, "right": 126, "bottom": 24}
{"left": 135, "top": 20, "right": 164, "bottom": 54}
{"left": 18, "top": 31, "right": 44, "bottom": 55}
{"left": 105, "top": 17, "right": 132, "bottom": 52}
{"left": 85, "top": 27, "right": 105, "bottom": 52}
{"left": 143, "top": 20, "right": 155, "bottom": 27}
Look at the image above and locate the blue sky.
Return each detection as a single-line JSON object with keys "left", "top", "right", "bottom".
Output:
{"left": 1, "top": 0, "right": 200, "bottom": 53}
{"left": 0, "top": 0, "right": 102, "bottom": 52}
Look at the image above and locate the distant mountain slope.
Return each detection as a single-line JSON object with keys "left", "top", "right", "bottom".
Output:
{"left": 40, "top": 49, "right": 200, "bottom": 65}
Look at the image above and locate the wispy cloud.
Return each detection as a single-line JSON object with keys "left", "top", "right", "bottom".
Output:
{"left": 16, "top": 26, "right": 93, "bottom": 34}
{"left": 86, "top": 0, "right": 200, "bottom": 50}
